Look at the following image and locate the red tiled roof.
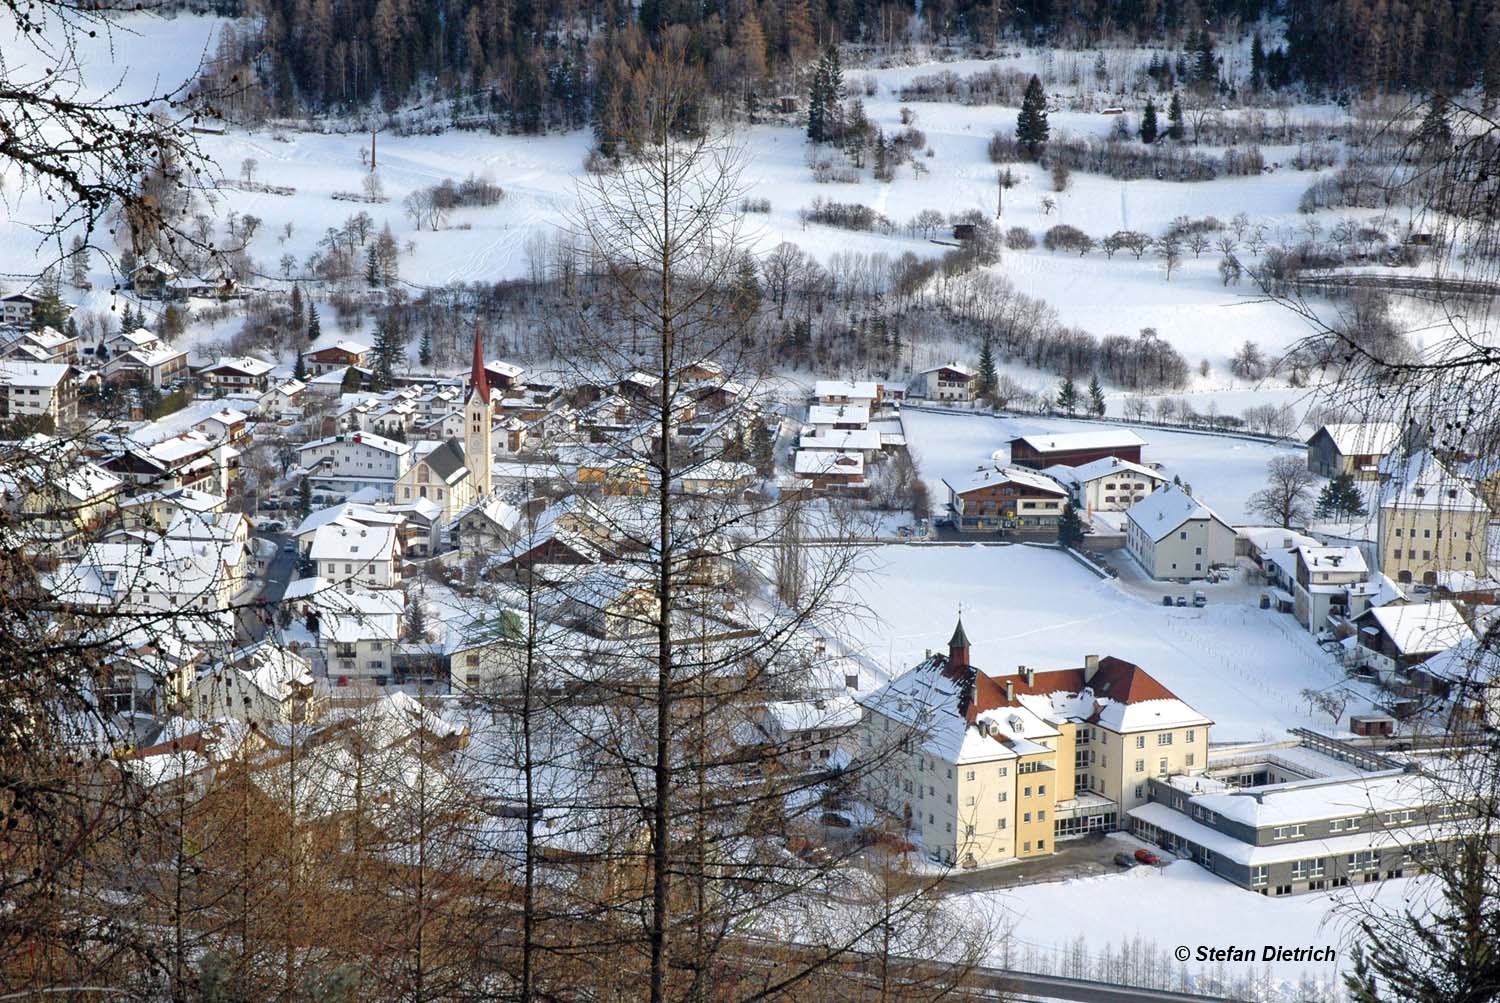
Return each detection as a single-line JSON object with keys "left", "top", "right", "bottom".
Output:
{"left": 944, "top": 654, "right": 1179, "bottom": 724}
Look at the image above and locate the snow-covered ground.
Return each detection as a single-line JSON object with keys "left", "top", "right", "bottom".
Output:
{"left": 967, "top": 855, "right": 1432, "bottom": 988}
{"left": 900, "top": 406, "right": 1315, "bottom": 524}
{"left": 835, "top": 543, "right": 1369, "bottom": 741}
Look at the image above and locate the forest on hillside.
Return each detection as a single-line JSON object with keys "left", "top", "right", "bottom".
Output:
{"left": 196, "top": 0, "right": 1500, "bottom": 142}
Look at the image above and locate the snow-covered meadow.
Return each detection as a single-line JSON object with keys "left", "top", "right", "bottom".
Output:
{"left": 834, "top": 544, "right": 1363, "bottom": 741}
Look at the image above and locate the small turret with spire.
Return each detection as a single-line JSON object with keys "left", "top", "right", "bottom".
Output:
{"left": 948, "top": 613, "right": 970, "bottom": 670}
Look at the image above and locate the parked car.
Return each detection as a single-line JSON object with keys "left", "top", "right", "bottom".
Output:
{"left": 1192, "top": 590, "right": 1207, "bottom": 607}
{"left": 1161, "top": 595, "right": 1174, "bottom": 606}
{"left": 1134, "top": 848, "right": 1162, "bottom": 866}
{"left": 1113, "top": 851, "right": 1138, "bottom": 868}
{"left": 1175, "top": 595, "right": 1188, "bottom": 607}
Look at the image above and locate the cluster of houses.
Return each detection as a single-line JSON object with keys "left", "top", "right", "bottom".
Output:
{"left": 792, "top": 380, "right": 905, "bottom": 493}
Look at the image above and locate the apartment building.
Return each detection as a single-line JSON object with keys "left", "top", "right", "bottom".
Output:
{"left": 857, "top": 620, "right": 1209, "bottom": 868}
{"left": 1375, "top": 450, "right": 1490, "bottom": 586}
{"left": 1125, "top": 483, "right": 1237, "bottom": 580}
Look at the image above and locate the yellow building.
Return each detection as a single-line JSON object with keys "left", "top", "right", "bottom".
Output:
{"left": 857, "top": 620, "right": 1210, "bottom": 868}
{"left": 1376, "top": 451, "right": 1490, "bottom": 586}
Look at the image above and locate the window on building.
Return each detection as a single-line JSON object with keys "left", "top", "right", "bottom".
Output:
{"left": 1136, "top": 736, "right": 1146, "bottom": 749}
{"left": 1157, "top": 733, "right": 1173, "bottom": 746}
{"left": 1134, "top": 759, "right": 1145, "bottom": 772}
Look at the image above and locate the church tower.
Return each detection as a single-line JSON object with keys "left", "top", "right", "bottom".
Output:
{"left": 465, "top": 322, "right": 493, "bottom": 497}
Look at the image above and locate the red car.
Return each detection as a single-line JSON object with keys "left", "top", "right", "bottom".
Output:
{"left": 1134, "top": 848, "right": 1162, "bottom": 866}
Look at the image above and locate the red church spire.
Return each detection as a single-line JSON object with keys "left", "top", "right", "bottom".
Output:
{"left": 467, "top": 321, "right": 491, "bottom": 404}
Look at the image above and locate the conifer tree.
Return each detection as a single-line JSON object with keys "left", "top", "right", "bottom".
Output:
{"left": 977, "top": 338, "right": 998, "bottom": 402}
{"left": 306, "top": 302, "right": 321, "bottom": 343}
{"left": 293, "top": 351, "right": 307, "bottom": 381}
{"left": 418, "top": 329, "right": 433, "bottom": 369}
{"left": 1016, "top": 74, "right": 1049, "bottom": 160}
{"left": 1057, "top": 502, "right": 1085, "bottom": 548}
{"left": 1056, "top": 375, "right": 1079, "bottom": 415}
{"left": 1167, "top": 92, "right": 1185, "bottom": 140}
{"left": 1088, "top": 373, "right": 1106, "bottom": 416}
{"left": 1250, "top": 33, "right": 1266, "bottom": 91}
{"left": 290, "top": 283, "right": 305, "bottom": 335}
{"left": 1139, "top": 97, "right": 1159, "bottom": 144}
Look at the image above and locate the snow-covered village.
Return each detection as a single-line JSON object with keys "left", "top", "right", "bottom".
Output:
{"left": 0, "top": 2, "right": 1497, "bottom": 1002}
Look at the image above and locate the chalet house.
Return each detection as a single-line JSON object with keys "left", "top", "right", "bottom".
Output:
{"left": 1375, "top": 451, "right": 1490, "bottom": 587}
{"left": 0, "top": 292, "right": 46, "bottom": 327}
{"left": 1346, "top": 601, "right": 1475, "bottom": 685}
{"left": 813, "top": 379, "right": 882, "bottom": 408}
{"left": 200, "top": 355, "right": 275, "bottom": 394}
{"left": 793, "top": 450, "right": 865, "bottom": 492}
{"left": 918, "top": 363, "right": 978, "bottom": 401}
{"left": 297, "top": 431, "right": 413, "bottom": 500}
{"left": 258, "top": 378, "right": 307, "bottom": 421}
{"left": 1125, "top": 484, "right": 1236, "bottom": 580}
{"left": 751, "top": 695, "right": 861, "bottom": 772}
{"left": 309, "top": 521, "right": 403, "bottom": 591}
{"left": 445, "top": 611, "right": 527, "bottom": 691}
{"left": 483, "top": 359, "right": 525, "bottom": 392}
{"left": 0, "top": 361, "right": 78, "bottom": 425}
{"left": 101, "top": 329, "right": 189, "bottom": 388}
{"left": 1306, "top": 423, "right": 1403, "bottom": 480}
{"left": 1008, "top": 430, "right": 1146, "bottom": 470}
{"left": 451, "top": 494, "right": 522, "bottom": 557}
{"left": 577, "top": 458, "right": 653, "bottom": 496}
{"left": 1044, "top": 456, "right": 1166, "bottom": 513}
{"left": 806, "top": 403, "right": 869, "bottom": 435}
{"left": 798, "top": 426, "right": 883, "bottom": 460}
{"left": 491, "top": 524, "right": 604, "bottom": 577}
{"left": 130, "top": 260, "right": 178, "bottom": 297}
{"left": 942, "top": 465, "right": 1068, "bottom": 531}
{"left": 193, "top": 641, "right": 323, "bottom": 725}
{"left": 543, "top": 567, "right": 661, "bottom": 640}
{"left": 680, "top": 459, "right": 756, "bottom": 495}
{"left": 194, "top": 408, "right": 252, "bottom": 446}
{"left": 2, "top": 326, "right": 79, "bottom": 364}
{"left": 858, "top": 620, "right": 1209, "bottom": 868}
{"left": 303, "top": 340, "right": 372, "bottom": 376}
{"left": 106, "top": 432, "right": 240, "bottom": 496}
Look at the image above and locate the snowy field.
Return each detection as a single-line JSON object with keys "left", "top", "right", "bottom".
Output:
{"left": 900, "top": 406, "right": 1314, "bottom": 524}
{"left": 835, "top": 544, "right": 1360, "bottom": 741}
{"left": 967, "top": 855, "right": 1433, "bottom": 989}
{"left": 0, "top": 8, "right": 1427, "bottom": 392}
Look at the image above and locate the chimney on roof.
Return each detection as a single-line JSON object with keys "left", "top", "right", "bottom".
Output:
{"left": 1084, "top": 654, "right": 1100, "bottom": 683}
{"left": 1023, "top": 667, "right": 1035, "bottom": 687}
{"left": 1005, "top": 679, "right": 1014, "bottom": 703}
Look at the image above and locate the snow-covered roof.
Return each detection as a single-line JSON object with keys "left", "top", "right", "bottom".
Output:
{"left": 798, "top": 427, "right": 882, "bottom": 452}
{"left": 1052, "top": 455, "right": 1164, "bottom": 485}
{"left": 920, "top": 362, "right": 976, "bottom": 376}
{"left": 1359, "top": 600, "right": 1474, "bottom": 655}
{"left": 943, "top": 465, "right": 1068, "bottom": 498}
{"left": 1186, "top": 770, "right": 1445, "bottom": 829}
{"left": 298, "top": 431, "right": 410, "bottom": 456}
{"left": 760, "top": 696, "right": 862, "bottom": 734}
{"left": 1238, "top": 526, "right": 1319, "bottom": 552}
{"left": 794, "top": 450, "right": 864, "bottom": 476}
{"left": 205, "top": 355, "right": 274, "bottom": 377}
{"left": 308, "top": 522, "right": 400, "bottom": 563}
{"left": 0, "top": 360, "right": 72, "bottom": 388}
{"left": 1127, "top": 484, "right": 1230, "bottom": 542}
{"left": 806, "top": 403, "right": 870, "bottom": 426}
{"left": 813, "top": 379, "right": 879, "bottom": 400}
{"left": 1128, "top": 800, "right": 1464, "bottom": 866}
{"left": 1311, "top": 422, "right": 1403, "bottom": 457}
{"left": 1296, "top": 545, "right": 1368, "bottom": 576}
{"left": 1012, "top": 429, "right": 1146, "bottom": 453}
{"left": 1378, "top": 451, "right": 1488, "bottom": 514}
